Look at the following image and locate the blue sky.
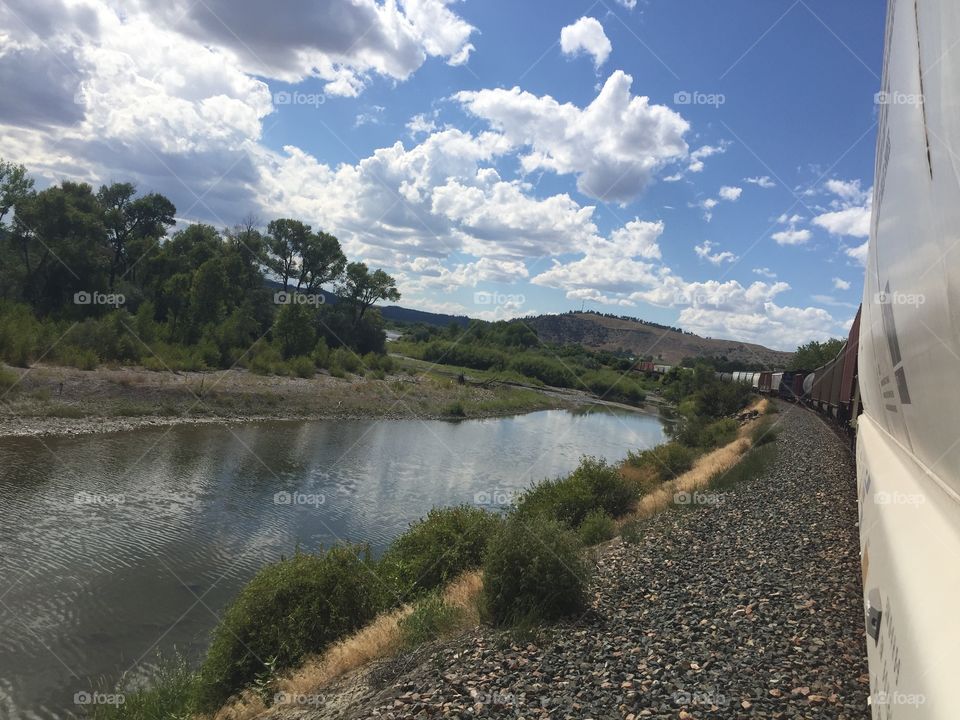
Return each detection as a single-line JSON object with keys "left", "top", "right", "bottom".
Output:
{"left": 0, "top": 0, "right": 884, "bottom": 349}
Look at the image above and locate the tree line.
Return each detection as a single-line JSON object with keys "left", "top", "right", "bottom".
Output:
{"left": 0, "top": 160, "right": 399, "bottom": 372}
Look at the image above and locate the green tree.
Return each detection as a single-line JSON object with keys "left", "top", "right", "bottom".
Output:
{"left": 9, "top": 182, "right": 109, "bottom": 314}
{"left": 264, "top": 218, "right": 311, "bottom": 291}
{"left": 790, "top": 338, "right": 846, "bottom": 370}
{"left": 273, "top": 303, "right": 317, "bottom": 359}
{"left": 97, "top": 182, "right": 175, "bottom": 288}
{"left": 336, "top": 262, "right": 400, "bottom": 325}
{"left": 297, "top": 230, "right": 346, "bottom": 293}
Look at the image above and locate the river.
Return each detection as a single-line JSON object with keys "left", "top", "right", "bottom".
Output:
{"left": 0, "top": 407, "right": 666, "bottom": 718}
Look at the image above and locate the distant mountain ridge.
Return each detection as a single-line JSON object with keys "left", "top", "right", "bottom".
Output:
{"left": 523, "top": 312, "right": 793, "bottom": 366}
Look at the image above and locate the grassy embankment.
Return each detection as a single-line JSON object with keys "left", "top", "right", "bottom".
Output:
{"left": 86, "top": 369, "right": 781, "bottom": 720}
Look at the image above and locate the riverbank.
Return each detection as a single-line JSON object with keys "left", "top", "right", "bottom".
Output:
{"left": 0, "top": 362, "right": 591, "bottom": 438}
{"left": 270, "top": 402, "right": 866, "bottom": 719}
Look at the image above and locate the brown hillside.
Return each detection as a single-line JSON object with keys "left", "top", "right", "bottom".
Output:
{"left": 526, "top": 312, "right": 792, "bottom": 367}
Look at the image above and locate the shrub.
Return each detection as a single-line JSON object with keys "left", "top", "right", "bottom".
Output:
{"left": 482, "top": 514, "right": 588, "bottom": 626}
{"left": 196, "top": 545, "right": 384, "bottom": 711}
{"left": 568, "top": 456, "right": 637, "bottom": 517}
{"left": 421, "top": 341, "right": 506, "bottom": 371}
{"left": 0, "top": 303, "right": 43, "bottom": 366}
{"left": 444, "top": 400, "right": 466, "bottom": 417}
{"left": 399, "top": 593, "right": 464, "bottom": 647}
{"left": 0, "top": 364, "right": 18, "bottom": 393}
{"left": 507, "top": 352, "right": 575, "bottom": 388}
{"left": 90, "top": 653, "right": 199, "bottom": 720}
{"left": 674, "top": 417, "right": 739, "bottom": 449}
{"left": 328, "top": 365, "right": 346, "bottom": 379}
{"left": 58, "top": 346, "right": 99, "bottom": 370}
{"left": 288, "top": 355, "right": 315, "bottom": 379}
{"left": 581, "top": 369, "right": 646, "bottom": 404}
{"left": 330, "top": 347, "right": 360, "bottom": 373}
{"left": 577, "top": 509, "right": 615, "bottom": 546}
{"left": 516, "top": 456, "right": 636, "bottom": 527}
{"left": 626, "top": 442, "right": 696, "bottom": 483}
{"left": 311, "top": 338, "right": 330, "bottom": 368}
{"left": 380, "top": 506, "right": 501, "bottom": 599}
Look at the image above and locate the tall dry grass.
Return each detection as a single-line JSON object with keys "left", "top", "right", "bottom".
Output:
{"left": 211, "top": 572, "right": 483, "bottom": 720}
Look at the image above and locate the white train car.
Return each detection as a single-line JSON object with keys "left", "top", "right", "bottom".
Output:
{"left": 858, "top": 0, "right": 960, "bottom": 716}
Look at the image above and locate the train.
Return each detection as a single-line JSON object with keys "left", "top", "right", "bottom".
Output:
{"left": 719, "top": 1, "right": 960, "bottom": 714}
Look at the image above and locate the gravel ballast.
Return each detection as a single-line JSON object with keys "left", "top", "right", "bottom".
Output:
{"left": 290, "top": 402, "right": 870, "bottom": 719}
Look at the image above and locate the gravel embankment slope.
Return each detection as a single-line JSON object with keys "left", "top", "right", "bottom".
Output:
{"left": 297, "top": 402, "right": 869, "bottom": 719}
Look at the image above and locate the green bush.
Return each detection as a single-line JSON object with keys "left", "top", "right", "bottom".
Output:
{"left": 196, "top": 545, "right": 384, "bottom": 711}
{"left": 330, "top": 347, "right": 360, "bottom": 373}
{"left": 310, "top": 338, "right": 330, "bottom": 368}
{"left": 482, "top": 514, "right": 588, "bottom": 626}
{"left": 0, "top": 364, "right": 18, "bottom": 392}
{"left": 57, "top": 346, "right": 99, "bottom": 370}
{"left": 577, "top": 509, "right": 616, "bottom": 546}
{"left": 626, "top": 442, "right": 696, "bottom": 482}
{"left": 516, "top": 456, "right": 636, "bottom": 527}
{"left": 701, "top": 418, "right": 739, "bottom": 447}
{"left": 287, "top": 355, "right": 315, "bottom": 379}
{"left": 90, "top": 653, "right": 199, "bottom": 720}
{"left": 507, "top": 352, "right": 576, "bottom": 387}
{"left": 399, "top": 593, "right": 464, "bottom": 647}
{"left": 581, "top": 369, "right": 646, "bottom": 404}
{"left": 0, "top": 303, "right": 43, "bottom": 366}
{"left": 421, "top": 340, "right": 506, "bottom": 371}
{"left": 444, "top": 400, "right": 466, "bottom": 417}
{"left": 674, "top": 417, "right": 739, "bottom": 449}
{"left": 380, "top": 505, "right": 501, "bottom": 599}
{"left": 568, "top": 456, "right": 637, "bottom": 517}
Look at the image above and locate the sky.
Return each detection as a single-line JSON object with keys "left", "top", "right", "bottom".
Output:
{"left": 0, "top": 0, "right": 885, "bottom": 350}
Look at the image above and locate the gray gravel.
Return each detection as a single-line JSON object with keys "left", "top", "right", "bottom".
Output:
{"left": 301, "top": 402, "right": 869, "bottom": 719}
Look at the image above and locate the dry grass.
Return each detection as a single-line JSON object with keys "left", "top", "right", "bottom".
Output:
{"left": 618, "top": 404, "right": 768, "bottom": 527}
{"left": 211, "top": 572, "right": 484, "bottom": 720}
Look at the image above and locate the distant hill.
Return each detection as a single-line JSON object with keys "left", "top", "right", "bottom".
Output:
{"left": 524, "top": 312, "right": 793, "bottom": 367}
{"left": 380, "top": 305, "right": 470, "bottom": 327}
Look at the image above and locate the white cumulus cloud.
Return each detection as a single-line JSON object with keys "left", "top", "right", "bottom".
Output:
{"left": 455, "top": 71, "right": 690, "bottom": 203}
{"left": 560, "top": 17, "right": 612, "bottom": 68}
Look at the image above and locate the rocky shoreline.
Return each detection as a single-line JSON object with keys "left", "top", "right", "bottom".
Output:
{"left": 279, "top": 402, "right": 868, "bottom": 719}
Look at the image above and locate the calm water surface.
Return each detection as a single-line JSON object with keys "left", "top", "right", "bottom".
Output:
{"left": 0, "top": 407, "right": 666, "bottom": 718}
